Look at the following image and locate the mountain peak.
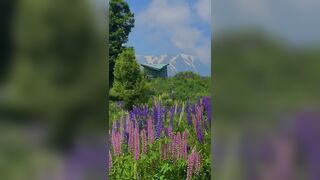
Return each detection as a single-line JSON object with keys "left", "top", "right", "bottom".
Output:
{"left": 136, "top": 53, "right": 210, "bottom": 76}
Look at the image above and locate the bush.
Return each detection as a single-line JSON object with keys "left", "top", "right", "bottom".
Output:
{"left": 148, "top": 71, "right": 211, "bottom": 103}
{"left": 111, "top": 48, "right": 149, "bottom": 109}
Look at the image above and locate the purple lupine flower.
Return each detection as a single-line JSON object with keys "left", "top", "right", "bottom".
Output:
{"left": 170, "top": 105, "right": 175, "bottom": 127}
{"left": 186, "top": 103, "right": 192, "bottom": 126}
{"left": 191, "top": 104, "right": 196, "bottom": 114}
{"left": 197, "top": 97, "right": 201, "bottom": 106}
{"left": 202, "top": 96, "right": 212, "bottom": 126}
{"left": 176, "top": 105, "right": 182, "bottom": 116}
{"left": 138, "top": 119, "right": 143, "bottom": 132}
{"left": 153, "top": 102, "right": 159, "bottom": 125}
{"left": 196, "top": 120, "right": 204, "bottom": 143}
{"left": 130, "top": 111, "right": 136, "bottom": 128}
{"left": 140, "top": 105, "right": 149, "bottom": 121}
{"left": 191, "top": 105, "right": 204, "bottom": 144}
{"left": 155, "top": 117, "right": 162, "bottom": 139}
{"left": 147, "top": 117, "right": 154, "bottom": 144}
{"left": 134, "top": 128, "right": 140, "bottom": 160}
{"left": 124, "top": 131, "right": 129, "bottom": 146}
{"left": 141, "top": 129, "right": 147, "bottom": 155}
{"left": 154, "top": 103, "right": 163, "bottom": 139}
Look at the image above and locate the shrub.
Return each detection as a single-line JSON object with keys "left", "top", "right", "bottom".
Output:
{"left": 111, "top": 48, "right": 149, "bottom": 109}
{"left": 148, "top": 72, "right": 211, "bottom": 103}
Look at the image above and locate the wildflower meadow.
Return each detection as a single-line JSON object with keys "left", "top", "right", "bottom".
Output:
{"left": 109, "top": 97, "right": 212, "bottom": 179}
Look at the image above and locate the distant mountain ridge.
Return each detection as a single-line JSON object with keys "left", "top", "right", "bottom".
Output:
{"left": 136, "top": 53, "right": 211, "bottom": 76}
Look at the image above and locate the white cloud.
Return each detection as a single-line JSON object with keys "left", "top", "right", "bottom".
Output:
{"left": 137, "top": 0, "right": 190, "bottom": 27}
{"left": 196, "top": 0, "right": 211, "bottom": 24}
{"left": 136, "top": 0, "right": 211, "bottom": 64}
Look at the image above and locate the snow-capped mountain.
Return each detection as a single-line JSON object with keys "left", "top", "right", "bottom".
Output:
{"left": 136, "top": 53, "right": 211, "bottom": 76}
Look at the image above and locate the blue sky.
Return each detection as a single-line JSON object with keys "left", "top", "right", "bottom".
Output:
{"left": 125, "top": 0, "right": 211, "bottom": 64}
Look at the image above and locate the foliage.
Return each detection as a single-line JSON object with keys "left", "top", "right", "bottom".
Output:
{"left": 109, "top": 0, "right": 135, "bottom": 87}
{"left": 148, "top": 71, "right": 211, "bottom": 104}
{"left": 109, "top": 101, "right": 126, "bottom": 123}
{"left": 213, "top": 30, "right": 320, "bottom": 124}
{"left": 111, "top": 48, "right": 149, "bottom": 109}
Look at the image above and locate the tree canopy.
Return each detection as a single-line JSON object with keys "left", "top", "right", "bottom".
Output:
{"left": 109, "top": 0, "right": 135, "bottom": 88}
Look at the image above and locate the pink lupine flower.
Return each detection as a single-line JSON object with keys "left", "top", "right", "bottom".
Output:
{"left": 113, "top": 133, "right": 117, "bottom": 155}
{"left": 141, "top": 129, "right": 147, "bottom": 155}
{"left": 109, "top": 150, "right": 112, "bottom": 172}
{"left": 171, "top": 134, "right": 176, "bottom": 158}
{"left": 111, "top": 131, "right": 121, "bottom": 156}
{"left": 127, "top": 120, "right": 134, "bottom": 153}
{"left": 167, "top": 126, "right": 173, "bottom": 139}
{"left": 187, "top": 149, "right": 195, "bottom": 180}
{"left": 147, "top": 118, "right": 154, "bottom": 144}
{"left": 160, "top": 143, "right": 168, "bottom": 160}
{"left": 196, "top": 105, "right": 203, "bottom": 122}
{"left": 134, "top": 128, "right": 140, "bottom": 160}
{"left": 182, "top": 130, "right": 188, "bottom": 160}
{"left": 187, "top": 148, "right": 202, "bottom": 179}
{"left": 160, "top": 143, "right": 164, "bottom": 159}
{"left": 176, "top": 132, "right": 182, "bottom": 159}
{"left": 192, "top": 114, "right": 197, "bottom": 132}
{"left": 194, "top": 152, "right": 201, "bottom": 174}
{"left": 118, "top": 132, "right": 122, "bottom": 155}
{"left": 164, "top": 144, "right": 168, "bottom": 159}
{"left": 167, "top": 139, "right": 172, "bottom": 158}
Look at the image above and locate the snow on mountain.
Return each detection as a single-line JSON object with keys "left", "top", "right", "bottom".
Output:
{"left": 136, "top": 53, "right": 211, "bottom": 76}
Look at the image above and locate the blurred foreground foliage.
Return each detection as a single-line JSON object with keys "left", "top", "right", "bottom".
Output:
{"left": 213, "top": 30, "right": 320, "bottom": 125}
{"left": 1, "top": 0, "right": 107, "bottom": 150}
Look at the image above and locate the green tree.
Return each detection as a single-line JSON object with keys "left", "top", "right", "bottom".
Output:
{"left": 109, "top": 0, "right": 134, "bottom": 88}
{"left": 111, "top": 48, "right": 148, "bottom": 109}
